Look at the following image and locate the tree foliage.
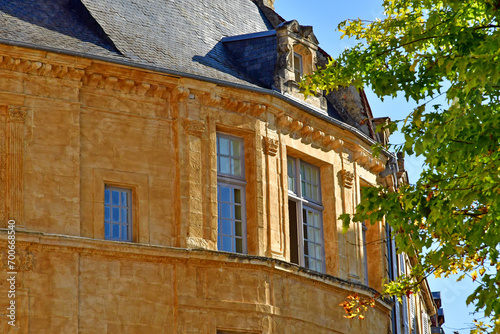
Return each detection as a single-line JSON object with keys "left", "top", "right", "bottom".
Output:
{"left": 303, "top": 0, "right": 500, "bottom": 331}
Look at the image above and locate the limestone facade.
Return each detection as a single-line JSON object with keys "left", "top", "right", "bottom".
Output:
{"left": 0, "top": 41, "right": 436, "bottom": 333}
{"left": 0, "top": 0, "right": 436, "bottom": 332}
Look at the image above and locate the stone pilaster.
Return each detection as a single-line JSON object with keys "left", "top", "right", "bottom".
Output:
{"left": 339, "top": 149, "right": 361, "bottom": 282}
{"left": 182, "top": 118, "right": 210, "bottom": 249}
{"left": 263, "top": 135, "right": 285, "bottom": 259}
{"left": 6, "top": 106, "right": 27, "bottom": 226}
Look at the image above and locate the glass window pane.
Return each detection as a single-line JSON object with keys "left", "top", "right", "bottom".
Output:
{"left": 304, "top": 256, "right": 309, "bottom": 268}
{"left": 219, "top": 186, "right": 231, "bottom": 202}
{"left": 104, "top": 189, "right": 110, "bottom": 205}
{"left": 105, "top": 207, "right": 110, "bottom": 222}
{"left": 304, "top": 240, "right": 309, "bottom": 255}
{"left": 306, "top": 183, "right": 312, "bottom": 199}
{"left": 220, "top": 236, "right": 233, "bottom": 252}
{"left": 112, "top": 208, "right": 120, "bottom": 222}
{"left": 219, "top": 157, "right": 231, "bottom": 174}
{"left": 235, "top": 221, "right": 242, "bottom": 237}
{"left": 231, "top": 140, "right": 241, "bottom": 158}
{"left": 288, "top": 159, "right": 295, "bottom": 176}
{"left": 121, "top": 208, "right": 128, "bottom": 223}
{"left": 307, "top": 210, "right": 314, "bottom": 225}
{"left": 235, "top": 205, "right": 241, "bottom": 220}
{"left": 313, "top": 169, "right": 319, "bottom": 184}
{"left": 315, "top": 229, "right": 321, "bottom": 242}
{"left": 235, "top": 238, "right": 243, "bottom": 253}
{"left": 307, "top": 226, "right": 315, "bottom": 241}
{"left": 233, "top": 188, "right": 241, "bottom": 204}
{"left": 316, "top": 245, "right": 323, "bottom": 260}
{"left": 294, "top": 54, "right": 301, "bottom": 70}
{"left": 308, "top": 242, "right": 315, "bottom": 258}
{"left": 112, "top": 191, "right": 120, "bottom": 205}
{"left": 121, "top": 192, "right": 128, "bottom": 206}
{"left": 112, "top": 224, "right": 120, "bottom": 239}
{"left": 218, "top": 137, "right": 230, "bottom": 155}
{"left": 233, "top": 158, "right": 241, "bottom": 176}
{"left": 219, "top": 219, "right": 232, "bottom": 235}
{"left": 303, "top": 224, "right": 308, "bottom": 239}
{"left": 105, "top": 223, "right": 110, "bottom": 239}
{"left": 122, "top": 225, "right": 128, "bottom": 241}
{"left": 309, "top": 259, "right": 316, "bottom": 271}
{"left": 220, "top": 203, "right": 231, "bottom": 219}
{"left": 313, "top": 185, "right": 319, "bottom": 202}
{"left": 314, "top": 212, "right": 320, "bottom": 228}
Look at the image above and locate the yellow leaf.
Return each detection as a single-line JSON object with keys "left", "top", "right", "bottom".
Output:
{"left": 410, "top": 58, "right": 419, "bottom": 72}
{"left": 471, "top": 270, "right": 478, "bottom": 282}
{"left": 479, "top": 268, "right": 486, "bottom": 276}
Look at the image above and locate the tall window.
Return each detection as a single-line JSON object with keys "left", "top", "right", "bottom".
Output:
{"left": 217, "top": 134, "right": 246, "bottom": 253}
{"left": 293, "top": 53, "right": 303, "bottom": 82}
{"left": 287, "top": 157, "right": 325, "bottom": 273}
{"left": 104, "top": 186, "right": 132, "bottom": 242}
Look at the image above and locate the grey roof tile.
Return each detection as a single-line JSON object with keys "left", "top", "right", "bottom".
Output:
{"left": 0, "top": 0, "right": 274, "bottom": 87}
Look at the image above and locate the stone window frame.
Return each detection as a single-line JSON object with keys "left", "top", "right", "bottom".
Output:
{"left": 287, "top": 156, "right": 326, "bottom": 273}
{"left": 216, "top": 133, "right": 247, "bottom": 254}
{"left": 91, "top": 169, "right": 149, "bottom": 243}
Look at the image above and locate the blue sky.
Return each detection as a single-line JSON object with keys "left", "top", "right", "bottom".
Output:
{"left": 273, "top": 0, "right": 486, "bottom": 332}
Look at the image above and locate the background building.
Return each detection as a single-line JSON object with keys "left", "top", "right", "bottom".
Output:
{"left": 0, "top": 0, "right": 436, "bottom": 332}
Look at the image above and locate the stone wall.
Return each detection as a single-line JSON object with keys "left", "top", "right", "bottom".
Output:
{"left": 0, "top": 234, "right": 392, "bottom": 334}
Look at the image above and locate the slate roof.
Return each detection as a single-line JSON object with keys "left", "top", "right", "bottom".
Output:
{"left": 0, "top": 0, "right": 274, "bottom": 86}
{"left": 0, "top": 0, "right": 122, "bottom": 59}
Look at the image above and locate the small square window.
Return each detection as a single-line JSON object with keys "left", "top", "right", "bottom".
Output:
{"left": 104, "top": 186, "right": 132, "bottom": 242}
{"left": 217, "top": 135, "right": 244, "bottom": 178}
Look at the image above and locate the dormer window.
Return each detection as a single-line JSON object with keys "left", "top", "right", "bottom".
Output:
{"left": 293, "top": 52, "right": 303, "bottom": 82}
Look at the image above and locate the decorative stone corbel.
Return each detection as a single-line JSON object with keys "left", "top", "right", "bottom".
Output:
{"left": 199, "top": 92, "right": 221, "bottom": 107}
{"left": 263, "top": 137, "right": 279, "bottom": 156}
{"left": 250, "top": 104, "right": 267, "bottom": 117}
{"left": 183, "top": 119, "right": 206, "bottom": 137}
{"left": 341, "top": 169, "right": 355, "bottom": 189}
{"left": 171, "top": 86, "right": 190, "bottom": 103}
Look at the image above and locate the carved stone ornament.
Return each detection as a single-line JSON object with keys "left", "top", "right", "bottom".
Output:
{"left": 7, "top": 106, "right": 27, "bottom": 123}
{"left": 184, "top": 119, "right": 205, "bottom": 137}
{"left": 0, "top": 250, "right": 34, "bottom": 271}
{"left": 264, "top": 137, "right": 279, "bottom": 156}
{"left": 341, "top": 169, "right": 355, "bottom": 189}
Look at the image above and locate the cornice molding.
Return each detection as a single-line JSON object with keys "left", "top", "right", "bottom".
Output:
{"left": 0, "top": 55, "right": 85, "bottom": 80}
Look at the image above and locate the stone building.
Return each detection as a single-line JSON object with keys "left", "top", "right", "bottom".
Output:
{"left": 0, "top": 0, "right": 436, "bottom": 333}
